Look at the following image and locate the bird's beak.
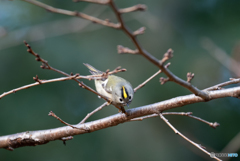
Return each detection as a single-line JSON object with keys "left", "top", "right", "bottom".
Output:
{"left": 126, "top": 103, "right": 129, "bottom": 107}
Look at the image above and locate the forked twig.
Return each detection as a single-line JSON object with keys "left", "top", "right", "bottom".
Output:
{"left": 159, "top": 113, "right": 221, "bottom": 161}
{"left": 130, "top": 112, "right": 220, "bottom": 129}
{"left": 49, "top": 111, "right": 88, "bottom": 131}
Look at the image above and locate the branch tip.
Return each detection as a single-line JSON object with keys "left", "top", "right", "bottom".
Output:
{"left": 119, "top": 4, "right": 147, "bottom": 14}
{"left": 210, "top": 122, "right": 220, "bottom": 129}
{"left": 117, "top": 45, "right": 139, "bottom": 54}
{"left": 187, "top": 72, "right": 195, "bottom": 83}
{"left": 33, "top": 75, "right": 42, "bottom": 84}
{"left": 133, "top": 27, "right": 146, "bottom": 36}
{"left": 161, "top": 49, "right": 173, "bottom": 63}
{"left": 160, "top": 77, "right": 169, "bottom": 85}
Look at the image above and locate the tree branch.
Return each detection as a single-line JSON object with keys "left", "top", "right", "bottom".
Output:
{"left": 107, "top": 0, "right": 210, "bottom": 100}
{"left": 159, "top": 113, "right": 221, "bottom": 161}
{"left": 130, "top": 112, "right": 220, "bottom": 129}
{"left": 22, "top": 0, "right": 120, "bottom": 28}
{"left": 1, "top": 86, "right": 239, "bottom": 150}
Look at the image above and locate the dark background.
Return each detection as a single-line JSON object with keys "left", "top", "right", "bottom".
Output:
{"left": 0, "top": 0, "right": 239, "bottom": 160}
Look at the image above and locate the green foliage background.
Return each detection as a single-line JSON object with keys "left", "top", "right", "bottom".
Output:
{"left": 0, "top": 0, "right": 239, "bottom": 160}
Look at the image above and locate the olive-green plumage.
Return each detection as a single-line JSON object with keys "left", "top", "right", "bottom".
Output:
{"left": 84, "top": 63, "right": 134, "bottom": 107}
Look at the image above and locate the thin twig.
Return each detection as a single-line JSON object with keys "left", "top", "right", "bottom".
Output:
{"left": 204, "top": 78, "right": 240, "bottom": 91}
{"left": 119, "top": 4, "right": 147, "bottom": 14}
{"left": 49, "top": 111, "right": 88, "bottom": 131}
{"left": 22, "top": 0, "right": 120, "bottom": 28}
{"left": 187, "top": 115, "right": 220, "bottom": 129}
{"left": 130, "top": 112, "right": 220, "bottom": 129}
{"left": 79, "top": 102, "right": 108, "bottom": 124}
{"left": 73, "top": 0, "right": 110, "bottom": 4}
{"left": 117, "top": 45, "right": 139, "bottom": 54}
{"left": 159, "top": 113, "right": 222, "bottom": 161}
{"left": 0, "top": 75, "right": 79, "bottom": 99}
{"left": 24, "top": 41, "right": 111, "bottom": 103}
{"left": 130, "top": 112, "right": 192, "bottom": 121}
{"left": 134, "top": 62, "right": 171, "bottom": 92}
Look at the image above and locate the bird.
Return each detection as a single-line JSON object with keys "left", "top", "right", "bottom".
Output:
{"left": 84, "top": 63, "right": 134, "bottom": 113}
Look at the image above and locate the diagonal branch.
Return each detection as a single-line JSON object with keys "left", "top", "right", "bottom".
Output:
{"left": 108, "top": 0, "right": 210, "bottom": 100}
{"left": 0, "top": 75, "right": 78, "bottom": 99}
{"left": 1, "top": 86, "right": 240, "bottom": 150}
{"left": 204, "top": 78, "right": 240, "bottom": 91}
{"left": 159, "top": 113, "right": 221, "bottom": 161}
{"left": 22, "top": 0, "right": 120, "bottom": 28}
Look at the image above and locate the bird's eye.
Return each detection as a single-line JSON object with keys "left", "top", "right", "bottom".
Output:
{"left": 119, "top": 98, "right": 123, "bottom": 102}
{"left": 129, "top": 96, "right": 132, "bottom": 100}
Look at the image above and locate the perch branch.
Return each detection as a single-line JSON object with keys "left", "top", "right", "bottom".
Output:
{"left": 159, "top": 113, "right": 221, "bottom": 161}
{"left": 1, "top": 86, "right": 240, "bottom": 150}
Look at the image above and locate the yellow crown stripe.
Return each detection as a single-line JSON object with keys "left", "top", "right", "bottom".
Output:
{"left": 122, "top": 86, "right": 128, "bottom": 99}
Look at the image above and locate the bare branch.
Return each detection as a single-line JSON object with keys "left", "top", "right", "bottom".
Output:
{"left": 24, "top": 41, "right": 129, "bottom": 113}
{"left": 73, "top": 0, "right": 110, "bottom": 4}
{"left": 0, "top": 75, "right": 79, "bottom": 100}
{"left": 134, "top": 63, "right": 170, "bottom": 92}
{"left": 22, "top": 0, "right": 120, "bottom": 28}
{"left": 186, "top": 115, "right": 220, "bottom": 129}
{"left": 159, "top": 77, "right": 169, "bottom": 85}
{"left": 78, "top": 102, "right": 108, "bottom": 124}
{"left": 204, "top": 78, "right": 240, "bottom": 91}
{"left": 159, "top": 113, "right": 221, "bottom": 161}
{"left": 161, "top": 48, "right": 173, "bottom": 63}
{"left": 130, "top": 112, "right": 219, "bottom": 129}
{"left": 133, "top": 27, "right": 146, "bottom": 36}
{"left": 117, "top": 45, "right": 139, "bottom": 54}
{"left": 1, "top": 86, "right": 240, "bottom": 150}
{"left": 187, "top": 72, "right": 195, "bottom": 83}
{"left": 119, "top": 4, "right": 147, "bottom": 14}
{"left": 130, "top": 112, "right": 193, "bottom": 121}
{"left": 108, "top": 0, "right": 210, "bottom": 100}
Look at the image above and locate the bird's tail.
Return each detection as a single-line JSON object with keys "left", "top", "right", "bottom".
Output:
{"left": 83, "top": 63, "right": 103, "bottom": 75}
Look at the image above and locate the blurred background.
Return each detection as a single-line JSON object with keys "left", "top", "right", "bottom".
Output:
{"left": 0, "top": 0, "right": 240, "bottom": 160}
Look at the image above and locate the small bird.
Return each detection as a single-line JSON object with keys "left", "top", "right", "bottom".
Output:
{"left": 84, "top": 63, "right": 134, "bottom": 112}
